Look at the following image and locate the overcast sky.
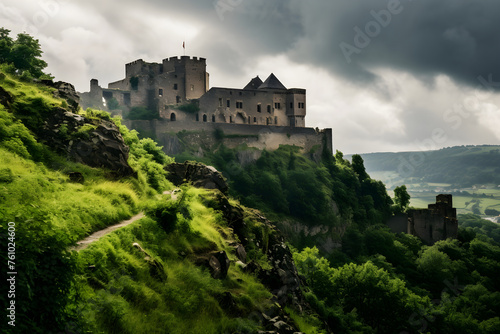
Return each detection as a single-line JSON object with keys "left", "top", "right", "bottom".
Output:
{"left": 1, "top": 0, "right": 500, "bottom": 154}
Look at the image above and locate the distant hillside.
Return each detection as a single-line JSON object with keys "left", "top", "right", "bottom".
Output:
{"left": 355, "top": 145, "right": 500, "bottom": 188}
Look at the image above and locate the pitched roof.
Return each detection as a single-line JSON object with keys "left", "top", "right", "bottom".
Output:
{"left": 258, "top": 73, "right": 287, "bottom": 90}
{"left": 243, "top": 76, "right": 263, "bottom": 90}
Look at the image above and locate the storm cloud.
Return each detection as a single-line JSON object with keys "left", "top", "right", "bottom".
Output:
{"left": 1, "top": 0, "right": 499, "bottom": 153}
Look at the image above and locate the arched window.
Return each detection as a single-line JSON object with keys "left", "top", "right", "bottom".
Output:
{"left": 203, "top": 114, "right": 207, "bottom": 122}
{"left": 212, "top": 115, "right": 216, "bottom": 122}
{"left": 253, "top": 117, "right": 257, "bottom": 123}
{"left": 170, "top": 113, "right": 176, "bottom": 121}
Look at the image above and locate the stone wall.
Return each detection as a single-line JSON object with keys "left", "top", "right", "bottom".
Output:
{"left": 388, "top": 194, "right": 458, "bottom": 245}
{"left": 122, "top": 119, "right": 333, "bottom": 157}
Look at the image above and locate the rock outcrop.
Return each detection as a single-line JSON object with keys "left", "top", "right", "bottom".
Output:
{"left": 0, "top": 85, "right": 13, "bottom": 108}
{"left": 40, "top": 107, "right": 135, "bottom": 177}
{"left": 165, "top": 161, "right": 228, "bottom": 194}
{"left": 42, "top": 80, "right": 80, "bottom": 111}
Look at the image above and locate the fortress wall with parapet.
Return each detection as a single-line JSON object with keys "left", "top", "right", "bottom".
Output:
{"left": 122, "top": 119, "right": 332, "bottom": 156}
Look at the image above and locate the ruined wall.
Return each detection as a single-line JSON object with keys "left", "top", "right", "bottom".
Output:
{"left": 403, "top": 194, "right": 458, "bottom": 245}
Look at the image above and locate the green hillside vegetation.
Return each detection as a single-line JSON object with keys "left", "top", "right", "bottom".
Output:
{"left": 1, "top": 29, "right": 500, "bottom": 333}
{"left": 176, "top": 146, "right": 393, "bottom": 237}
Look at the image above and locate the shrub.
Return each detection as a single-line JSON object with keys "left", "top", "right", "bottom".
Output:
{"left": 126, "top": 107, "right": 158, "bottom": 120}
{"left": 145, "top": 200, "right": 179, "bottom": 233}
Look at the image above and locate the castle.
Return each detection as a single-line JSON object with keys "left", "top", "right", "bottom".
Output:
{"left": 80, "top": 56, "right": 307, "bottom": 128}
{"left": 79, "top": 56, "right": 332, "bottom": 157}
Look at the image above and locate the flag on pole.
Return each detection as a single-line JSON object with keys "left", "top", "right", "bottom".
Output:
{"left": 182, "top": 41, "right": 185, "bottom": 49}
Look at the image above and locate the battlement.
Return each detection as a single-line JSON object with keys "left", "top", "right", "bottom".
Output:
{"left": 126, "top": 59, "right": 145, "bottom": 66}
{"left": 162, "top": 56, "right": 206, "bottom": 64}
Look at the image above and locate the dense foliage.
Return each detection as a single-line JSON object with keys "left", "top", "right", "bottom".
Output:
{"left": 178, "top": 146, "right": 393, "bottom": 231}
{"left": 0, "top": 28, "right": 50, "bottom": 79}
{"left": 293, "top": 218, "right": 500, "bottom": 333}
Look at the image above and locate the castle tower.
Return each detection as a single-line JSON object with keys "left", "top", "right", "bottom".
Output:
{"left": 162, "top": 56, "right": 209, "bottom": 102}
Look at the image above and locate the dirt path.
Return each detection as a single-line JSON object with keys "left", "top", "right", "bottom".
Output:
{"left": 70, "top": 189, "right": 180, "bottom": 252}
{"left": 70, "top": 212, "right": 145, "bottom": 252}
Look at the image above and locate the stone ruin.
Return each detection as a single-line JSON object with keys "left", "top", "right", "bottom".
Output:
{"left": 388, "top": 194, "right": 458, "bottom": 245}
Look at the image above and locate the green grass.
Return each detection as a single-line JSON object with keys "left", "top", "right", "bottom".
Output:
{"left": 74, "top": 188, "right": 275, "bottom": 333}
{"left": 285, "top": 306, "right": 325, "bottom": 334}
{"left": 0, "top": 147, "right": 147, "bottom": 242}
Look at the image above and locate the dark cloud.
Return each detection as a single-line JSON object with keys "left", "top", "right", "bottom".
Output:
{"left": 2, "top": 0, "right": 499, "bottom": 153}
{"left": 287, "top": 0, "right": 500, "bottom": 91}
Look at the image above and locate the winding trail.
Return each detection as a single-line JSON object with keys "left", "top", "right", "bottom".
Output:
{"left": 70, "top": 212, "right": 145, "bottom": 252}
{"left": 70, "top": 189, "right": 179, "bottom": 252}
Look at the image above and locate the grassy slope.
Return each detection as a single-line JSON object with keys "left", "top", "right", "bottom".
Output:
{"left": 0, "top": 71, "right": 322, "bottom": 333}
{"left": 74, "top": 188, "right": 275, "bottom": 333}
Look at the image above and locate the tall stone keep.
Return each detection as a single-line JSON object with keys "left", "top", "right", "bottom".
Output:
{"left": 106, "top": 56, "right": 209, "bottom": 111}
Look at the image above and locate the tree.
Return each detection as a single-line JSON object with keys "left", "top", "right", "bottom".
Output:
{"left": 394, "top": 185, "right": 410, "bottom": 212}
{"left": 329, "top": 261, "right": 429, "bottom": 333}
{"left": 351, "top": 154, "right": 369, "bottom": 180}
{"left": 0, "top": 28, "right": 13, "bottom": 63}
{"left": 10, "top": 32, "right": 48, "bottom": 78}
{"left": 0, "top": 28, "right": 50, "bottom": 79}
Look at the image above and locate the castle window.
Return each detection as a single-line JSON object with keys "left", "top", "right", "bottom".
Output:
{"left": 229, "top": 116, "right": 233, "bottom": 123}
{"left": 236, "top": 101, "right": 243, "bottom": 109}
{"left": 227, "top": 99, "right": 230, "bottom": 108}
{"left": 176, "top": 96, "right": 181, "bottom": 104}
{"left": 159, "top": 88, "right": 163, "bottom": 97}
{"left": 257, "top": 104, "right": 261, "bottom": 113}
{"left": 239, "top": 92, "right": 242, "bottom": 96}
{"left": 290, "top": 102, "right": 293, "bottom": 109}
{"left": 203, "top": 114, "right": 207, "bottom": 122}
{"left": 124, "top": 93, "right": 131, "bottom": 106}
{"left": 219, "top": 98, "right": 223, "bottom": 107}
{"left": 267, "top": 105, "right": 271, "bottom": 113}
{"left": 130, "top": 76, "right": 139, "bottom": 90}
{"left": 212, "top": 115, "right": 215, "bottom": 122}
{"left": 274, "top": 102, "right": 281, "bottom": 110}
{"left": 174, "top": 74, "right": 178, "bottom": 78}
{"left": 170, "top": 113, "right": 176, "bottom": 121}
{"left": 298, "top": 102, "right": 305, "bottom": 108}
{"left": 103, "top": 91, "right": 113, "bottom": 99}
{"left": 191, "top": 84, "right": 194, "bottom": 91}
{"left": 173, "top": 83, "right": 178, "bottom": 90}
{"left": 267, "top": 118, "right": 270, "bottom": 125}
{"left": 254, "top": 117, "right": 257, "bottom": 123}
